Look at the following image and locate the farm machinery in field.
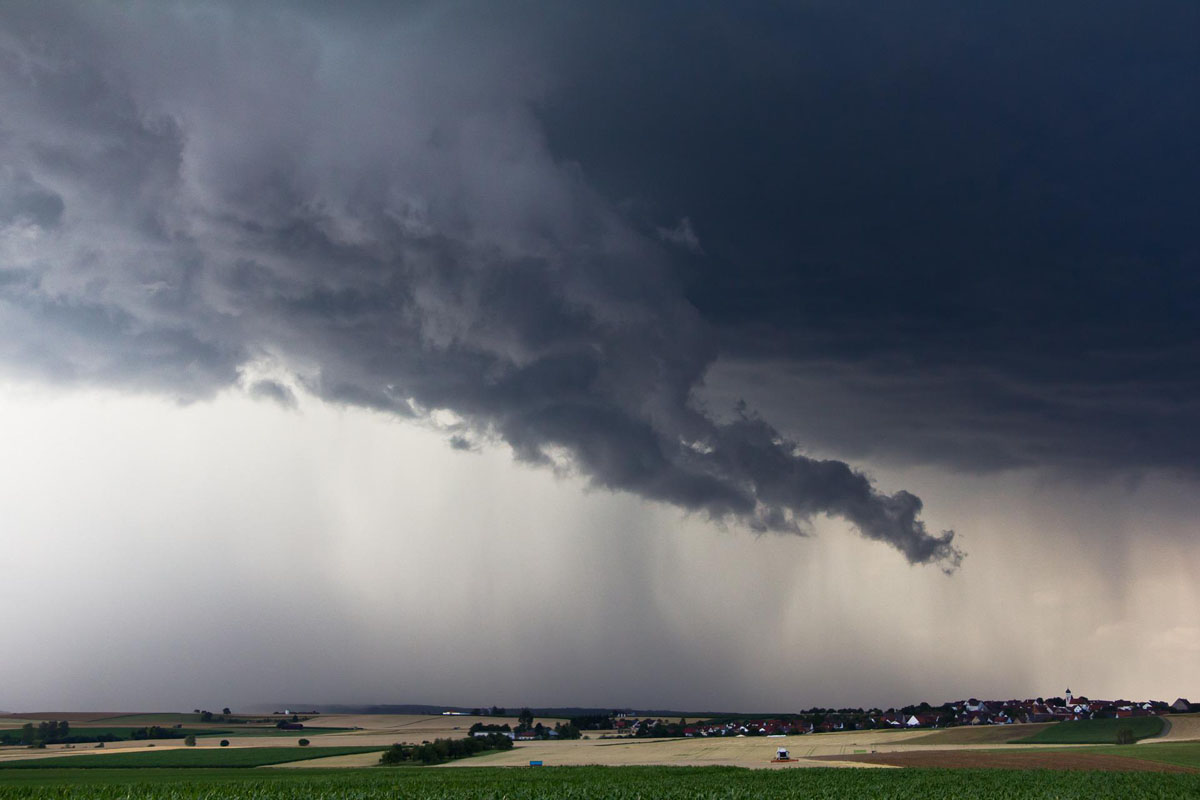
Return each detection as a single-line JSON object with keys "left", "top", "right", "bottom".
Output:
{"left": 771, "top": 746, "right": 797, "bottom": 762}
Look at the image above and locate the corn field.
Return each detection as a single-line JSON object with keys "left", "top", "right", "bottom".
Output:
{"left": 1, "top": 766, "right": 1199, "bottom": 800}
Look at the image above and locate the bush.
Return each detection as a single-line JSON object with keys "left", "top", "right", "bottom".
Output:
{"left": 220, "top": 740, "right": 230, "bottom": 747}
{"left": 1116, "top": 727, "right": 1135, "bottom": 745}
{"left": 184, "top": 735, "right": 196, "bottom": 747}
{"left": 298, "top": 739, "right": 310, "bottom": 746}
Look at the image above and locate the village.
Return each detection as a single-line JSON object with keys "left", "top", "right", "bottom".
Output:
{"left": 590, "top": 692, "right": 1197, "bottom": 738}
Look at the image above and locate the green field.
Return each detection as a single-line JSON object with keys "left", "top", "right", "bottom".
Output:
{"left": 0, "top": 765, "right": 1197, "bottom": 798}
{"left": 1083, "top": 741, "right": 1200, "bottom": 770}
{"left": 0, "top": 747, "right": 382, "bottom": 769}
{"left": 1015, "top": 716, "right": 1164, "bottom": 744}
{"left": 1, "top": 727, "right": 232, "bottom": 741}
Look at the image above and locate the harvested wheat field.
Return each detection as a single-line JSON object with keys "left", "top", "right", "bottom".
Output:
{"left": 0, "top": 743, "right": 194, "bottom": 763}
{"left": 819, "top": 749, "right": 1198, "bottom": 772}
{"left": 1148, "top": 714, "right": 1200, "bottom": 742}
{"left": 436, "top": 729, "right": 944, "bottom": 769}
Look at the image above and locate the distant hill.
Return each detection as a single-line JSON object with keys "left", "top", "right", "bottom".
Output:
{"left": 275, "top": 703, "right": 738, "bottom": 718}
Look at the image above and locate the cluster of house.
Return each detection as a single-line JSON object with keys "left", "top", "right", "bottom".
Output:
{"left": 605, "top": 715, "right": 833, "bottom": 737}
{"left": 607, "top": 692, "right": 1195, "bottom": 736}
{"left": 917, "top": 691, "right": 1193, "bottom": 728}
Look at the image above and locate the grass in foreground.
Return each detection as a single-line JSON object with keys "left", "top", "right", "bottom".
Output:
{"left": 0, "top": 765, "right": 1198, "bottom": 799}
{"left": 1015, "top": 716, "right": 1164, "bottom": 744}
{"left": 0, "top": 747, "right": 382, "bottom": 769}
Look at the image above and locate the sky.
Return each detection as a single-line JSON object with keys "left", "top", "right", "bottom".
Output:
{"left": 0, "top": 1, "right": 1197, "bottom": 713}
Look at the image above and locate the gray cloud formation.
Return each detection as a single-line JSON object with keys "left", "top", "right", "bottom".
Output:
{"left": 0, "top": 2, "right": 960, "bottom": 568}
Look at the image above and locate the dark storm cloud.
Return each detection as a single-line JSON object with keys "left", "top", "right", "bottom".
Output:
{"left": 533, "top": 0, "right": 1200, "bottom": 472}
{"left": 0, "top": 2, "right": 961, "bottom": 568}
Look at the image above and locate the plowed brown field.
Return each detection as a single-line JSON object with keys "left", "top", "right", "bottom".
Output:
{"left": 820, "top": 749, "right": 1198, "bottom": 772}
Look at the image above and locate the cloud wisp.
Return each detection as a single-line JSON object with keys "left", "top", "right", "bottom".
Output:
{"left": 0, "top": 3, "right": 960, "bottom": 569}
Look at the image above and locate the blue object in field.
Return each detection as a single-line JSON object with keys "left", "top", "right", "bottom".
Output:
{"left": 529, "top": 760, "right": 543, "bottom": 766}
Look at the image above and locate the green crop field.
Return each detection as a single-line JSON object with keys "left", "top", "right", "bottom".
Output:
{"left": 1015, "top": 716, "right": 1164, "bottom": 744}
{"left": 0, "top": 765, "right": 1198, "bottom": 799}
{"left": 0, "top": 747, "right": 382, "bottom": 769}
{"left": 1084, "top": 741, "right": 1200, "bottom": 770}
{"left": 4, "top": 727, "right": 232, "bottom": 740}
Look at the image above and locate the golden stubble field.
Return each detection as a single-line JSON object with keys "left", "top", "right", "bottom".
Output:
{"left": 433, "top": 727, "right": 1032, "bottom": 769}
{"left": 1151, "top": 713, "right": 1200, "bottom": 742}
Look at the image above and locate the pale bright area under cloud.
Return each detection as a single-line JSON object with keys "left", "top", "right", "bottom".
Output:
{"left": 1, "top": 381, "right": 1196, "bottom": 712}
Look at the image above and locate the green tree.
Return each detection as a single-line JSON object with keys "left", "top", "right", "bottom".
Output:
{"left": 554, "top": 722, "right": 581, "bottom": 740}
{"left": 518, "top": 708, "right": 534, "bottom": 731}
{"left": 222, "top": 707, "right": 231, "bottom": 715}
{"left": 19, "top": 723, "right": 35, "bottom": 746}
{"left": 219, "top": 739, "right": 229, "bottom": 747}
{"left": 184, "top": 735, "right": 196, "bottom": 746}
{"left": 298, "top": 738, "right": 310, "bottom": 746}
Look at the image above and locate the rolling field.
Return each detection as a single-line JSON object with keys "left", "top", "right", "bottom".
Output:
{"left": 823, "top": 744, "right": 1200, "bottom": 772}
{"left": 439, "top": 728, "right": 953, "bottom": 768}
{"left": 1, "top": 764, "right": 1199, "bottom": 799}
{"left": 0, "top": 747, "right": 383, "bottom": 769}
{"left": 0, "top": 714, "right": 125, "bottom": 724}
{"left": 1151, "top": 713, "right": 1200, "bottom": 742}
{"left": 1015, "top": 716, "right": 1163, "bottom": 744}
{"left": 0, "top": 723, "right": 1056, "bottom": 770}
{"left": 1098, "top": 741, "right": 1200, "bottom": 770}
{"left": 905, "top": 722, "right": 1051, "bottom": 745}
{"left": 5, "top": 713, "right": 1198, "bottom": 777}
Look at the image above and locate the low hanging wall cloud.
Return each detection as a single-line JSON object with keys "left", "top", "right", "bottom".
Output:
{"left": 0, "top": 3, "right": 961, "bottom": 570}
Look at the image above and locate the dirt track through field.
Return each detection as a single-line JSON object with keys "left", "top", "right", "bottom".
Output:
{"left": 820, "top": 749, "right": 1198, "bottom": 772}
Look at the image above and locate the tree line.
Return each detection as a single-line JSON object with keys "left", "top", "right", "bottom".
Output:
{"left": 379, "top": 733, "right": 513, "bottom": 766}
